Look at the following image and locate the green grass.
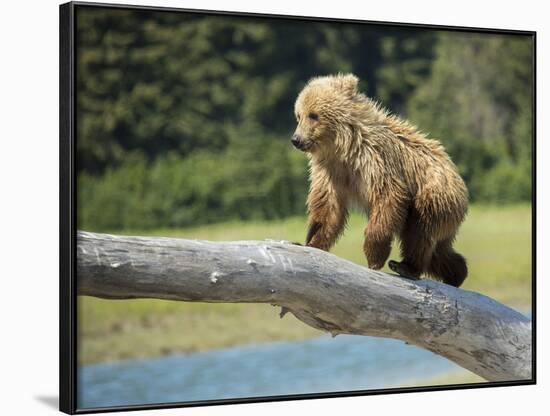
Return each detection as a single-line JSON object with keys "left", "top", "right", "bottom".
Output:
{"left": 399, "top": 370, "right": 486, "bottom": 387}
{"left": 78, "top": 204, "right": 532, "bottom": 365}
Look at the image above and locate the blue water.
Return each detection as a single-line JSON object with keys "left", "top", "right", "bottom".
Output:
{"left": 79, "top": 334, "right": 462, "bottom": 409}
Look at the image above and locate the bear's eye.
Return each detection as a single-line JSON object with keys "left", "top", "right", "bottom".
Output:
{"left": 308, "top": 112, "right": 319, "bottom": 121}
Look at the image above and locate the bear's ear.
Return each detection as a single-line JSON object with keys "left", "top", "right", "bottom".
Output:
{"left": 333, "top": 73, "right": 359, "bottom": 96}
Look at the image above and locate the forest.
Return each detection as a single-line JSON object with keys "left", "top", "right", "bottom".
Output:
{"left": 75, "top": 7, "right": 533, "bottom": 231}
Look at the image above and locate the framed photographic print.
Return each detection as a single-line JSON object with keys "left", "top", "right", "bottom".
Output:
{"left": 59, "top": 1, "right": 536, "bottom": 413}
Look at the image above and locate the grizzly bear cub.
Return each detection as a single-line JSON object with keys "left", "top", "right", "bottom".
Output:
{"left": 291, "top": 73, "right": 468, "bottom": 287}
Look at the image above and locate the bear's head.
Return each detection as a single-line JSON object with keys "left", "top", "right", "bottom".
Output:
{"left": 291, "top": 73, "right": 359, "bottom": 154}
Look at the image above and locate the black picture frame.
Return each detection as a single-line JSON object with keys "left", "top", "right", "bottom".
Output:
{"left": 59, "top": 2, "right": 537, "bottom": 414}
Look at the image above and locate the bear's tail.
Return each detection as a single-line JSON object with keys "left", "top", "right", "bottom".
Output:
{"left": 428, "top": 240, "right": 468, "bottom": 288}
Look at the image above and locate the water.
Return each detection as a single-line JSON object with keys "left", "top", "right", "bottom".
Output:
{"left": 79, "top": 334, "right": 463, "bottom": 409}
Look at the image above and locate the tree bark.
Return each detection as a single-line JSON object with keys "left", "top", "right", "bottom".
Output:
{"left": 77, "top": 231, "right": 532, "bottom": 382}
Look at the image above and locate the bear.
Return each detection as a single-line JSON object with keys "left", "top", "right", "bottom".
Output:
{"left": 291, "top": 73, "right": 469, "bottom": 287}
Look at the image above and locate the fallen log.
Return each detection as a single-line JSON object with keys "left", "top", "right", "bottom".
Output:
{"left": 77, "top": 231, "right": 532, "bottom": 382}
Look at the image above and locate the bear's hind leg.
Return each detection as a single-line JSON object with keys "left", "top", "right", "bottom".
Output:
{"left": 389, "top": 215, "right": 435, "bottom": 280}
{"left": 428, "top": 238, "right": 468, "bottom": 287}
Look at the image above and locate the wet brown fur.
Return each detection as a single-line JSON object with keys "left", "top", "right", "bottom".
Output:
{"left": 292, "top": 74, "right": 469, "bottom": 287}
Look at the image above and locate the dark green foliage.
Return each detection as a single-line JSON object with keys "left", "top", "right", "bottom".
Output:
{"left": 78, "top": 129, "right": 310, "bottom": 230}
{"left": 76, "top": 7, "right": 533, "bottom": 231}
{"left": 407, "top": 32, "right": 532, "bottom": 202}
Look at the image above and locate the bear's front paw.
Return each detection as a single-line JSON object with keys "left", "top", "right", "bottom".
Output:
{"left": 364, "top": 238, "right": 391, "bottom": 271}
{"left": 306, "top": 242, "right": 329, "bottom": 251}
{"left": 368, "top": 261, "right": 386, "bottom": 270}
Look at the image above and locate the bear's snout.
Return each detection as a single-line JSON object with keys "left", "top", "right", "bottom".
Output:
{"left": 291, "top": 134, "right": 302, "bottom": 148}
{"left": 291, "top": 134, "right": 311, "bottom": 151}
